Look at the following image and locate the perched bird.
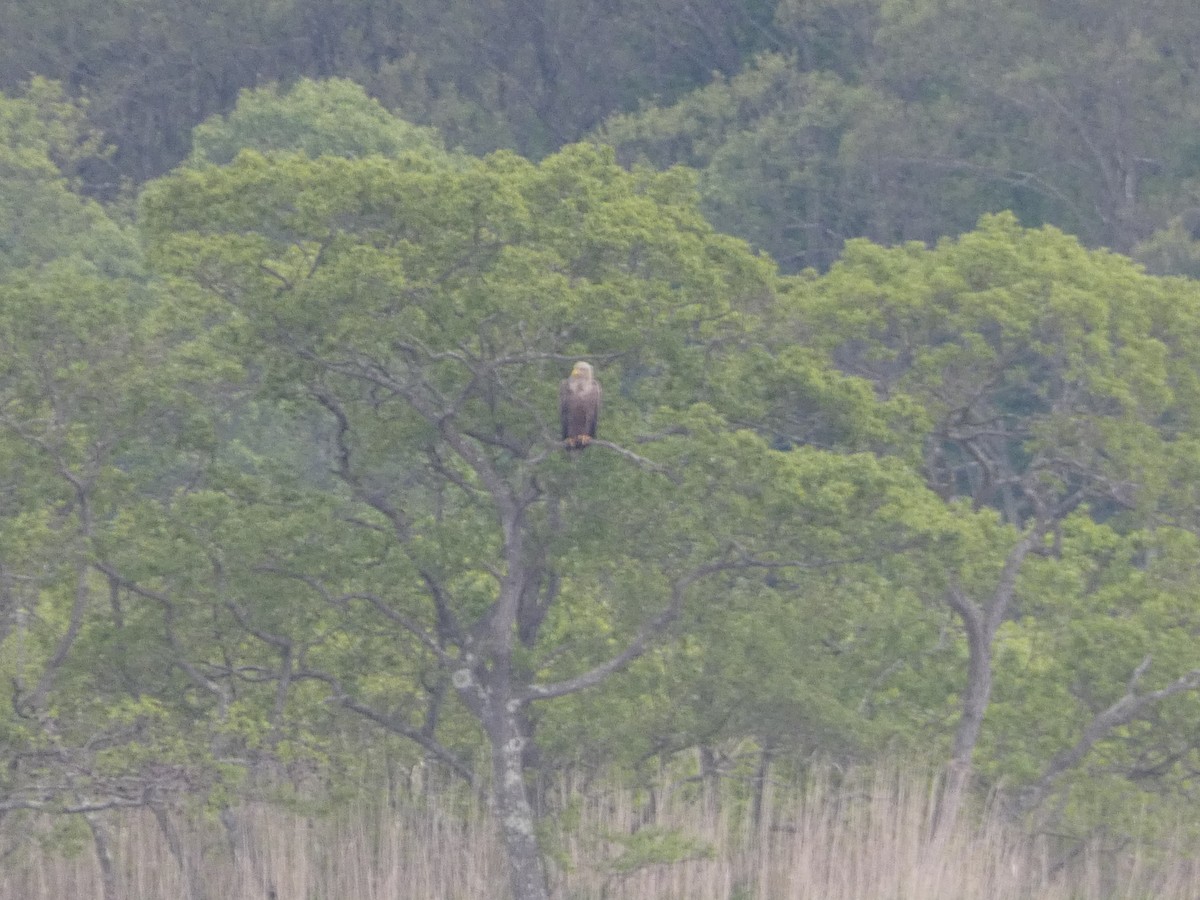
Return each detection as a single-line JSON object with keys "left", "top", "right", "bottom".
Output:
{"left": 559, "top": 361, "right": 602, "bottom": 450}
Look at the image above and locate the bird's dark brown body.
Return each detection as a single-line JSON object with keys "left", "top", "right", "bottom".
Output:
{"left": 559, "top": 361, "right": 601, "bottom": 450}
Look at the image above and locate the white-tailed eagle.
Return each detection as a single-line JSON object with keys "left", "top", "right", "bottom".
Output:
{"left": 559, "top": 361, "right": 601, "bottom": 450}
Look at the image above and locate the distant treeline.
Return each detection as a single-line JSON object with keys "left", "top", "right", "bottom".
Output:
{"left": 6, "top": 0, "right": 1200, "bottom": 272}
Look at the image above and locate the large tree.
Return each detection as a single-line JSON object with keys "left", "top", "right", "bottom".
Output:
{"left": 790, "top": 213, "right": 1200, "bottom": 815}
{"left": 141, "top": 143, "right": 796, "bottom": 899}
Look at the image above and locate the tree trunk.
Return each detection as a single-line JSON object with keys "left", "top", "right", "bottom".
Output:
{"left": 152, "top": 803, "right": 207, "bottom": 900}
{"left": 947, "top": 592, "right": 993, "bottom": 793}
{"left": 84, "top": 812, "right": 119, "bottom": 900}
{"left": 486, "top": 705, "right": 549, "bottom": 900}
{"left": 698, "top": 745, "right": 720, "bottom": 813}
{"left": 751, "top": 747, "right": 773, "bottom": 828}
{"left": 942, "top": 528, "right": 1039, "bottom": 817}
{"left": 939, "top": 625, "right": 990, "bottom": 835}
{"left": 940, "top": 577, "right": 1004, "bottom": 834}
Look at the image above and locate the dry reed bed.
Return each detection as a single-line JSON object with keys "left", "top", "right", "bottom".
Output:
{"left": 2, "top": 765, "right": 1196, "bottom": 899}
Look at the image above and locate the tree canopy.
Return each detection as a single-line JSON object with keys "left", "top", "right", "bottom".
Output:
{"left": 6, "top": 18, "right": 1200, "bottom": 896}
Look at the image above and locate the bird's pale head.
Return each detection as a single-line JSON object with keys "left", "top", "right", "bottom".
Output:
{"left": 571, "top": 361, "right": 593, "bottom": 380}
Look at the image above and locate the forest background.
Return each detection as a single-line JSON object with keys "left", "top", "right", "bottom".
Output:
{"left": 7, "top": 1, "right": 1200, "bottom": 898}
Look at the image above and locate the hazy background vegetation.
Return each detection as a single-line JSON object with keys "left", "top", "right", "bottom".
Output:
{"left": 7, "top": 0, "right": 1200, "bottom": 273}
{"left": 5, "top": 1, "right": 1200, "bottom": 897}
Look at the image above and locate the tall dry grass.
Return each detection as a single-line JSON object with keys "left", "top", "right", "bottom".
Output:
{"left": 2, "top": 763, "right": 1196, "bottom": 900}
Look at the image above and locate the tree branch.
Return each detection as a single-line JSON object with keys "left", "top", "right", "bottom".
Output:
{"left": 1027, "top": 659, "right": 1200, "bottom": 810}
{"left": 94, "top": 563, "right": 232, "bottom": 711}
{"left": 522, "top": 558, "right": 736, "bottom": 702}
{"left": 20, "top": 560, "right": 90, "bottom": 716}
{"left": 310, "top": 385, "right": 466, "bottom": 644}
{"left": 294, "top": 667, "right": 482, "bottom": 791}
{"left": 589, "top": 439, "right": 681, "bottom": 481}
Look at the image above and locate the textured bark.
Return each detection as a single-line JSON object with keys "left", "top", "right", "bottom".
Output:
{"left": 945, "top": 585, "right": 992, "bottom": 780}
{"left": 487, "top": 706, "right": 550, "bottom": 900}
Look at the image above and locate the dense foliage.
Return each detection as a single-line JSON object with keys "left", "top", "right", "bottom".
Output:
{"left": 5, "top": 19, "right": 1200, "bottom": 898}
{"left": 6, "top": 0, "right": 1200, "bottom": 272}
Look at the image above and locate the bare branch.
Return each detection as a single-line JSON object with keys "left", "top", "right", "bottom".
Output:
{"left": 522, "top": 558, "right": 737, "bottom": 703}
{"left": 20, "top": 560, "right": 90, "bottom": 716}
{"left": 589, "top": 439, "right": 680, "bottom": 481}
{"left": 0, "top": 797, "right": 147, "bottom": 814}
{"left": 308, "top": 387, "right": 466, "bottom": 644}
{"left": 338, "top": 591, "right": 456, "bottom": 665}
{"left": 533, "top": 437, "right": 680, "bottom": 481}
{"left": 294, "top": 667, "right": 482, "bottom": 791}
{"left": 1027, "top": 660, "right": 1200, "bottom": 811}
{"left": 93, "top": 564, "right": 232, "bottom": 710}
